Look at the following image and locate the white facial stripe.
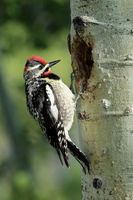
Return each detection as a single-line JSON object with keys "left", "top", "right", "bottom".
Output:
{"left": 43, "top": 63, "right": 49, "bottom": 71}
{"left": 35, "top": 63, "right": 50, "bottom": 77}
{"left": 27, "top": 64, "right": 40, "bottom": 71}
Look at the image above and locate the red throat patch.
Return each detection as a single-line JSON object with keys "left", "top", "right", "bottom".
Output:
{"left": 42, "top": 72, "right": 52, "bottom": 76}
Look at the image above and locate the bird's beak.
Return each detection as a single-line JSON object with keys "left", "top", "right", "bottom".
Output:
{"left": 47, "top": 60, "right": 61, "bottom": 68}
{"left": 35, "top": 60, "right": 61, "bottom": 77}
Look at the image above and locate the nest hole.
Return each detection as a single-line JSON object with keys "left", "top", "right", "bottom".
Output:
{"left": 72, "top": 36, "right": 94, "bottom": 81}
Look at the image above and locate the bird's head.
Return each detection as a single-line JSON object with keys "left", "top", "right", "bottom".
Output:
{"left": 23, "top": 56, "right": 61, "bottom": 80}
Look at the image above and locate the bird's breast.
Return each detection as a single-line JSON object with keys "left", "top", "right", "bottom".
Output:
{"left": 48, "top": 80, "right": 75, "bottom": 131}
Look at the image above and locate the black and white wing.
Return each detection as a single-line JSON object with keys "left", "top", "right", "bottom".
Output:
{"left": 35, "top": 82, "right": 69, "bottom": 167}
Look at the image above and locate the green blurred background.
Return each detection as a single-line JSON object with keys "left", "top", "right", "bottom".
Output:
{"left": 0, "top": 0, "right": 81, "bottom": 200}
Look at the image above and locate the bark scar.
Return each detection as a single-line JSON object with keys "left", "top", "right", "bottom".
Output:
{"left": 71, "top": 16, "right": 94, "bottom": 92}
{"left": 71, "top": 36, "right": 94, "bottom": 82}
{"left": 78, "top": 111, "right": 90, "bottom": 121}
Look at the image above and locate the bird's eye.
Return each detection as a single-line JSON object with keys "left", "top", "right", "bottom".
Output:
{"left": 39, "top": 65, "right": 43, "bottom": 70}
{"left": 45, "top": 67, "right": 49, "bottom": 72}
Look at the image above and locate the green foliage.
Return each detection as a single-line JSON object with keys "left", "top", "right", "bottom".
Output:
{"left": 0, "top": 0, "right": 70, "bottom": 48}
{"left": 0, "top": 1, "right": 81, "bottom": 200}
{"left": 11, "top": 172, "right": 36, "bottom": 200}
{"left": 1, "top": 21, "right": 29, "bottom": 52}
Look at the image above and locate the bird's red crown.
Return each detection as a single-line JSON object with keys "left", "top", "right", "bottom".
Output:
{"left": 28, "top": 56, "right": 47, "bottom": 65}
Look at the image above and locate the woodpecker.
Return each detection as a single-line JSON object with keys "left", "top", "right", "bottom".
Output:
{"left": 23, "top": 56, "right": 90, "bottom": 173}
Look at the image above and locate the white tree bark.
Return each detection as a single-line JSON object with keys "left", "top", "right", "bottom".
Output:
{"left": 70, "top": 0, "right": 133, "bottom": 199}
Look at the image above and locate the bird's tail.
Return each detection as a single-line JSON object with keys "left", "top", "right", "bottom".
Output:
{"left": 56, "top": 147, "right": 69, "bottom": 168}
{"left": 67, "top": 139, "right": 90, "bottom": 174}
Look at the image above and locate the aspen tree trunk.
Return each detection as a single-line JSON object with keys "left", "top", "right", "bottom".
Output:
{"left": 70, "top": 1, "right": 133, "bottom": 199}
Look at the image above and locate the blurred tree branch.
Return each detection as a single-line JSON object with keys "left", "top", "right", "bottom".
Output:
{"left": 0, "top": 67, "right": 30, "bottom": 171}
